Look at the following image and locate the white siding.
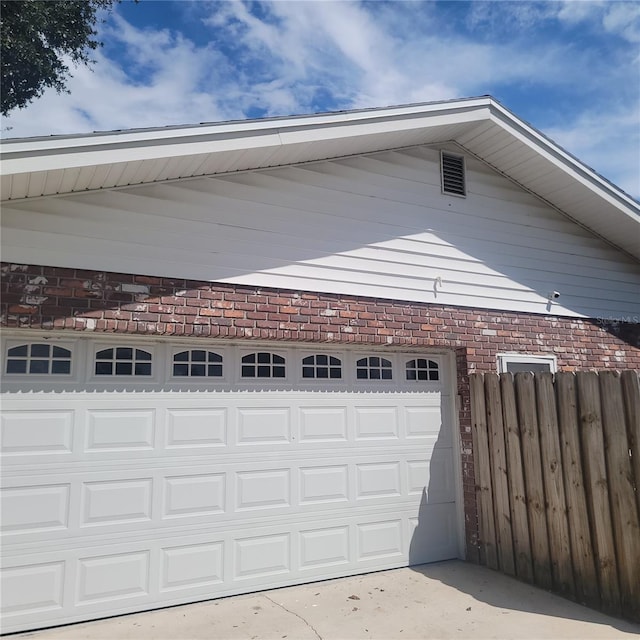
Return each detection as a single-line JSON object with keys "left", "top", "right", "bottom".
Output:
{"left": 2, "top": 146, "right": 639, "bottom": 319}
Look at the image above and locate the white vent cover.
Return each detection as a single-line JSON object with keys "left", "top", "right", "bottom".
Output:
{"left": 441, "top": 152, "right": 466, "bottom": 196}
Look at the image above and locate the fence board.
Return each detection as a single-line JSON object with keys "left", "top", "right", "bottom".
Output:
{"left": 576, "top": 371, "right": 621, "bottom": 616}
{"left": 500, "top": 373, "right": 533, "bottom": 583}
{"left": 556, "top": 372, "right": 599, "bottom": 608}
{"left": 621, "top": 370, "right": 640, "bottom": 519}
{"left": 599, "top": 371, "right": 640, "bottom": 621}
{"left": 485, "top": 373, "right": 515, "bottom": 576}
{"left": 535, "top": 372, "right": 574, "bottom": 596}
{"left": 515, "top": 372, "right": 553, "bottom": 590}
{"left": 470, "top": 374, "right": 498, "bottom": 569}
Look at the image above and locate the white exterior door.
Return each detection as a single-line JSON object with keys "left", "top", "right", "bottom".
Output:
{"left": 1, "top": 335, "right": 460, "bottom": 633}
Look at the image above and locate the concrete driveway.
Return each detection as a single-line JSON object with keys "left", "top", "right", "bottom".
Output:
{"left": 13, "top": 560, "right": 640, "bottom": 640}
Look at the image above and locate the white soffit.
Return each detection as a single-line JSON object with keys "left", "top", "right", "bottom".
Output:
{"left": 1, "top": 96, "right": 639, "bottom": 260}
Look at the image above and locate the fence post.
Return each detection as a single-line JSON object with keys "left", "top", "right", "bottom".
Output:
{"left": 485, "top": 373, "right": 515, "bottom": 576}
{"left": 621, "top": 371, "right": 640, "bottom": 519}
{"left": 470, "top": 374, "right": 498, "bottom": 569}
{"left": 500, "top": 373, "right": 533, "bottom": 583}
{"left": 576, "top": 371, "right": 621, "bottom": 616}
{"left": 556, "top": 372, "right": 599, "bottom": 608}
{"left": 535, "top": 372, "right": 574, "bottom": 596}
{"left": 599, "top": 371, "right": 640, "bottom": 622}
{"left": 515, "top": 372, "right": 552, "bottom": 590}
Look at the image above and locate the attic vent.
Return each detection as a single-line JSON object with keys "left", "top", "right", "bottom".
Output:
{"left": 441, "top": 152, "right": 466, "bottom": 196}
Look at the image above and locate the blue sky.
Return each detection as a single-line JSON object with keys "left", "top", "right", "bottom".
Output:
{"left": 2, "top": 0, "right": 639, "bottom": 197}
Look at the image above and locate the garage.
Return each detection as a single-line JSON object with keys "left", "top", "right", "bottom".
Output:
{"left": 1, "top": 334, "right": 461, "bottom": 633}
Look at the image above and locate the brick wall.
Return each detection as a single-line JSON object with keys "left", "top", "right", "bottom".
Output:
{"left": 3, "top": 262, "right": 639, "bottom": 560}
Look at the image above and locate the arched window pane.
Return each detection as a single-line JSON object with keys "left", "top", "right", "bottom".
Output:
{"left": 95, "top": 347, "right": 152, "bottom": 376}
{"left": 406, "top": 358, "right": 439, "bottom": 382}
{"left": 5, "top": 343, "right": 72, "bottom": 376}
{"left": 242, "top": 353, "right": 286, "bottom": 378}
{"left": 301, "top": 354, "right": 342, "bottom": 380}
{"left": 356, "top": 356, "right": 392, "bottom": 380}
{"left": 173, "top": 350, "right": 223, "bottom": 377}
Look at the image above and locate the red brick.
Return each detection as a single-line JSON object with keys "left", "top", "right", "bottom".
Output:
{"left": 59, "top": 279, "right": 86, "bottom": 289}
{"left": 212, "top": 300, "right": 234, "bottom": 309}
{"left": 199, "top": 290, "right": 224, "bottom": 300}
{"left": 135, "top": 276, "right": 163, "bottom": 285}
{"left": 8, "top": 304, "right": 38, "bottom": 315}
{"left": 44, "top": 287, "right": 73, "bottom": 296}
{"left": 175, "top": 307, "right": 198, "bottom": 316}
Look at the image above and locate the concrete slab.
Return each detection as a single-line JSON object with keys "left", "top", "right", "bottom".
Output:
{"left": 12, "top": 561, "right": 640, "bottom": 639}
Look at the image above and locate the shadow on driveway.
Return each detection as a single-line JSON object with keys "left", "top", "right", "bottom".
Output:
{"left": 410, "top": 560, "right": 640, "bottom": 635}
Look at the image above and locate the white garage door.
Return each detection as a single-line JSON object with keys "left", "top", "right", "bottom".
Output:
{"left": 1, "top": 335, "right": 460, "bottom": 633}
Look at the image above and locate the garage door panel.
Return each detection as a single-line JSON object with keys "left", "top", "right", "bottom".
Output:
{"left": 1, "top": 410, "right": 75, "bottom": 458}
{"left": 163, "top": 473, "right": 226, "bottom": 518}
{"left": 85, "top": 409, "right": 156, "bottom": 452}
{"left": 234, "top": 532, "right": 291, "bottom": 579}
{"left": 2, "top": 450, "right": 454, "bottom": 543}
{"left": 1, "top": 502, "right": 458, "bottom": 633}
{"left": 356, "top": 462, "right": 402, "bottom": 499}
{"left": 1, "top": 484, "right": 71, "bottom": 535}
{"left": 0, "top": 560, "right": 66, "bottom": 616}
{"left": 299, "top": 525, "right": 350, "bottom": 569}
{"left": 236, "top": 468, "right": 292, "bottom": 511}
{"left": 2, "top": 500, "right": 449, "bottom": 558}
{"left": 404, "top": 405, "right": 446, "bottom": 441}
{"left": 1, "top": 396, "right": 446, "bottom": 464}
{"left": 160, "top": 541, "right": 224, "bottom": 592}
{"left": 165, "top": 408, "right": 227, "bottom": 448}
{"left": 354, "top": 406, "right": 400, "bottom": 440}
{"left": 298, "top": 406, "right": 348, "bottom": 442}
{"left": 299, "top": 464, "right": 349, "bottom": 504}
{"left": 76, "top": 550, "right": 151, "bottom": 605}
{"left": 407, "top": 449, "right": 456, "bottom": 504}
{"left": 357, "top": 519, "right": 403, "bottom": 560}
{"left": 409, "top": 502, "right": 459, "bottom": 564}
{"left": 81, "top": 478, "right": 154, "bottom": 527}
{"left": 236, "top": 407, "right": 291, "bottom": 445}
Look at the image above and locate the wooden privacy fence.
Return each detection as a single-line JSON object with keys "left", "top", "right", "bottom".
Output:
{"left": 470, "top": 370, "right": 640, "bottom": 622}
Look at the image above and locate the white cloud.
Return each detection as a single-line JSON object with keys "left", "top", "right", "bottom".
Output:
{"left": 545, "top": 104, "right": 640, "bottom": 199}
{"left": 1, "top": 11, "right": 231, "bottom": 136}
{"left": 601, "top": 2, "right": 640, "bottom": 43}
{"left": 471, "top": 0, "right": 640, "bottom": 44}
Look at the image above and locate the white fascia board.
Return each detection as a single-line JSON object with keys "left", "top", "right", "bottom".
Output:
{"left": 276, "top": 107, "right": 490, "bottom": 145}
{"left": 1, "top": 131, "right": 284, "bottom": 175}
{"left": 487, "top": 102, "right": 640, "bottom": 215}
{"left": 0, "top": 99, "right": 493, "bottom": 176}
{"left": 1, "top": 97, "right": 492, "bottom": 151}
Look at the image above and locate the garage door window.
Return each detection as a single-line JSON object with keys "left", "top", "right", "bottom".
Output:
{"left": 406, "top": 358, "right": 439, "bottom": 381}
{"left": 356, "top": 356, "right": 392, "bottom": 380}
{"left": 95, "top": 347, "right": 152, "bottom": 376}
{"left": 173, "top": 350, "right": 223, "bottom": 377}
{"left": 5, "top": 343, "right": 72, "bottom": 375}
{"left": 302, "top": 354, "right": 342, "bottom": 379}
{"left": 241, "top": 352, "right": 285, "bottom": 378}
